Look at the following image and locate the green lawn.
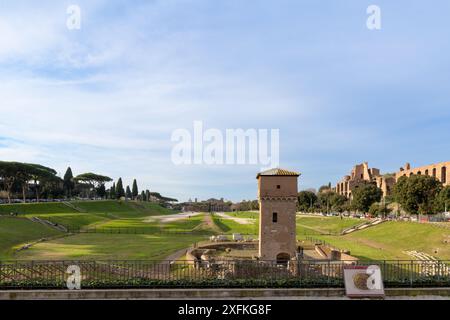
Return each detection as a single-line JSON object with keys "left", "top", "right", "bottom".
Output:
{"left": 86, "top": 213, "right": 207, "bottom": 234}
{"left": 212, "top": 214, "right": 258, "bottom": 235}
{"left": 4, "top": 201, "right": 449, "bottom": 262}
{"left": 0, "top": 200, "right": 179, "bottom": 230}
{"left": 14, "top": 233, "right": 206, "bottom": 261}
{"left": 0, "top": 217, "right": 63, "bottom": 260}
{"left": 70, "top": 200, "right": 178, "bottom": 218}
{"left": 0, "top": 202, "right": 77, "bottom": 215}
{"left": 309, "top": 221, "right": 450, "bottom": 261}
{"left": 296, "top": 215, "right": 362, "bottom": 235}
{"left": 90, "top": 218, "right": 161, "bottom": 233}
{"left": 127, "top": 202, "right": 179, "bottom": 215}
{"left": 0, "top": 201, "right": 185, "bottom": 260}
{"left": 24, "top": 213, "right": 110, "bottom": 230}
{"left": 162, "top": 214, "right": 206, "bottom": 232}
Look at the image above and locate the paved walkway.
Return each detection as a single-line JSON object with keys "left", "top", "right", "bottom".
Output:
{"left": 2, "top": 288, "right": 449, "bottom": 300}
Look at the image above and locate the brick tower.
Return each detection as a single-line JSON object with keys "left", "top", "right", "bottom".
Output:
{"left": 257, "top": 168, "right": 300, "bottom": 262}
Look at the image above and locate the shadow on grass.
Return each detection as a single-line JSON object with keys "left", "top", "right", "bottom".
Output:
{"left": 212, "top": 217, "right": 231, "bottom": 232}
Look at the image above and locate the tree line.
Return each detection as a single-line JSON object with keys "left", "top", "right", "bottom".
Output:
{"left": 297, "top": 175, "right": 450, "bottom": 216}
{"left": 0, "top": 161, "right": 169, "bottom": 204}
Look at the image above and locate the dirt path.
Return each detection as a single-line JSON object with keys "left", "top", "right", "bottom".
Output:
{"left": 163, "top": 247, "right": 189, "bottom": 262}
{"left": 201, "top": 213, "right": 222, "bottom": 233}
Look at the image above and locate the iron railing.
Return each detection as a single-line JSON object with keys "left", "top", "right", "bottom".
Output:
{"left": 0, "top": 259, "right": 449, "bottom": 289}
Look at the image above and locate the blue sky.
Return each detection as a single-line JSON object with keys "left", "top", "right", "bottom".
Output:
{"left": 1, "top": 0, "right": 450, "bottom": 202}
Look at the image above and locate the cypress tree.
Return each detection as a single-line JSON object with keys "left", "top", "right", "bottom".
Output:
{"left": 63, "top": 167, "right": 74, "bottom": 198}
{"left": 132, "top": 179, "right": 138, "bottom": 200}
{"left": 97, "top": 184, "right": 106, "bottom": 198}
{"left": 145, "top": 189, "right": 150, "bottom": 202}
{"left": 126, "top": 185, "right": 132, "bottom": 199}
{"left": 116, "top": 178, "right": 125, "bottom": 199}
{"left": 109, "top": 182, "right": 116, "bottom": 199}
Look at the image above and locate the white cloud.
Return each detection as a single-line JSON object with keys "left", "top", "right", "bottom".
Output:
{"left": 1, "top": 1, "right": 449, "bottom": 201}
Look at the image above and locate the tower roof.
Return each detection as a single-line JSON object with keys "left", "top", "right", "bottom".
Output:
{"left": 256, "top": 168, "right": 300, "bottom": 178}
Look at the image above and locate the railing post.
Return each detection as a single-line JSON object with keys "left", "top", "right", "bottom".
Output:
{"left": 327, "top": 260, "right": 331, "bottom": 286}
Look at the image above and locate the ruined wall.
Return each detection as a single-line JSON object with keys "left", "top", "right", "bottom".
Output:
{"left": 396, "top": 161, "right": 450, "bottom": 186}
{"left": 336, "top": 162, "right": 392, "bottom": 199}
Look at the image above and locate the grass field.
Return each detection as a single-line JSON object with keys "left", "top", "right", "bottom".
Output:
{"left": 296, "top": 215, "right": 363, "bottom": 235}
{"left": 93, "top": 213, "right": 207, "bottom": 234}
{"left": 211, "top": 213, "right": 258, "bottom": 235}
{"left": 3, "top": 201, "right": 450, "bottom": 262}
{"left": 310, "top": 221, "right": 450, "bottom": 260}
{"left": 24, "top": 213, "right": 110, "bottom": 229}
{"left": 1, "top": 200, "right": 181, "bottom": 230}
{"left": 0, "top": 217, "right": 63, "bottom": 259}
{"left": 0, "top": 202, "right": 77, "bottom": 214}
{"left": 14, "top": 233, "right": 207, "bottom": 260}
{"left": 70, "top": 200, "right": 178, "bottom": 218}
{"left": 0, "top": 200, "right": 187, "bottom": 260}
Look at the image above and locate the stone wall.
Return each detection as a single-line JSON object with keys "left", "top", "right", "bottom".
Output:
{"left": 396, "top": 161, "right": 450, "bottom": 186}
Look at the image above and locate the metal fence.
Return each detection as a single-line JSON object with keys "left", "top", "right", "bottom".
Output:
{"left": 0, "top": 259, "right": 449, "bottom": 289}
{"left": 65, "top": 226, "right": 327, "bottom": 237}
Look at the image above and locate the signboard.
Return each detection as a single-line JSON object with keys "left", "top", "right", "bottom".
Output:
{"left": 343, "top": 265, "right": 385, "bottom": 298}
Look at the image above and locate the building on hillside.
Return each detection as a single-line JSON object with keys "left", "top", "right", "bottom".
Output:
{"left": 181, "top": 198, "right": 231, "bottom": 212}
{"left": 335, "top": 162, "right": 394, "bottom": 199}
{"left": 257, "top": 168, "right": 300, "bottom": 263}
{"left": 395, "top": 162, "right": 449, "bottom": 186}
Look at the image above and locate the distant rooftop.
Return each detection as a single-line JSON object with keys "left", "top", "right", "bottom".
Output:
{"left": 256, "top": 168, "right": 300, "bottom": 178}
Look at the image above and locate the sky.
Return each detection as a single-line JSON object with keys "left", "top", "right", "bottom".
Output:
{"left": 1, "top": 0, "right": 450, "bottom": 202}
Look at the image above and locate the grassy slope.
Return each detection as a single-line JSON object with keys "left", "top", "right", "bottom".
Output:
{"left": 214, "top": 213, "right": 450, "bottom": 261}
{"left": 70, "top": 200, "right": 177, "bottom": 218}
{"left": 24, "top": 213, "right": 110, "bottom": 229}
{"left": 0, "top": 200, "right": 179, "bottom": 230}
{"left": 0, "top": 200, "right": 183, "bottom": 260}
{"left": 0, "top": 217, "right": 62, "bottom": 259}
{"left": 212, "top": 214, "right": 258, "bottom": 235}
{"left": 313, "top": 221, "right": 450, "bottom": 261}
{"left": 92, "top": 214, "right": 207, "bottom": 234}
{"left": 0, "top": 203, "right": 77, "bottom": 214}
{"left": 14, "top": 233, "right": 206, "bottom": 260}
{"left": 163, "top": 214, "right": 206, "bottom": 232}
{"left": 296, "top": 216, "right": 362, "bottom": 235}
{"left": 5, "top": 202, "right": 449, "bottom": 262}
